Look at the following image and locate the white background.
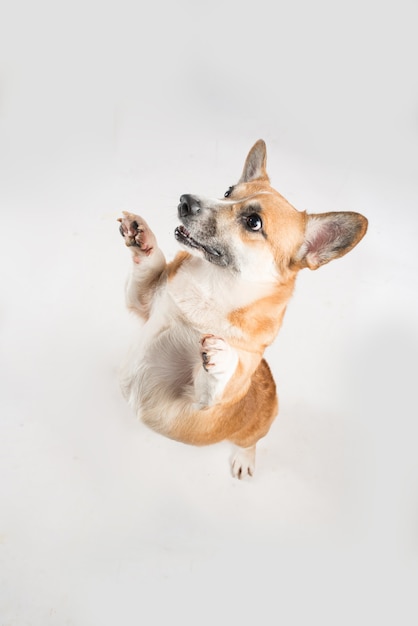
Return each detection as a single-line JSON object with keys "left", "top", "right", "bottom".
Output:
{"left": 1, "top": 0, "right": 417, "bottom": 624}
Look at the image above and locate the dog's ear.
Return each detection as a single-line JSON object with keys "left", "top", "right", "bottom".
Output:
{"left": 295, "top": 211, "right": 368, "bottom": 270}
{"left": 239, "top": 139, "right": 269, "bottom": 183}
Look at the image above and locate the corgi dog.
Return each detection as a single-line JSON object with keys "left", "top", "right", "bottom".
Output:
{"left": 117, "top": 140, "right": 367, "bottom": 478}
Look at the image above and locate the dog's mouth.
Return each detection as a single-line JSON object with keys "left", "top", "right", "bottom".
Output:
{"left": 174, "top": 225, "right": 222, "bottom": 260}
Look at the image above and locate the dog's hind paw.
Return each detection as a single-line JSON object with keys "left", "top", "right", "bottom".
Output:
{"left": 117, "top": 212, "right": 156, "bottom": 260}
{"left": 231, "top": 445, "right": 256, "bottom": 479}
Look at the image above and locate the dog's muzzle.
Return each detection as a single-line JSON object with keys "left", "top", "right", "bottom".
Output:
{"left": 175, "top": 195, "right": 234, "bottom": 268}
{"left": 178, "top": 194, "right": 202, "bottom": 217}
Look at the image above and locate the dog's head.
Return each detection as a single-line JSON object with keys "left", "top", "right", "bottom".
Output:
{"left": 175, "top": 140, "right": 368, "bottom": 281}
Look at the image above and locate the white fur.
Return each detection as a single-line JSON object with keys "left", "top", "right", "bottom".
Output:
{"left": 121, "top": 252, "right": 272, "bottom": 426}
{"left": 193, "top": 336, "right": 239, "bottom": 409}
{"left": 231, "top": 445, "right": 256, "bottom": 478}
{"left": 193, "top": 190, "right": 274, "bottom": 210}
{"left": 168, "top": 256, "right": 277, "bottom": 337}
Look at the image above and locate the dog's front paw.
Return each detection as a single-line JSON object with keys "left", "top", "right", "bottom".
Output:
{"left": 193, "top": 335, "right": 238, "bottom": 409}
{"left": 117, "top": 212, "right": 155, "bottom": 260}
{"left": 200, "top": 335, "right": 235, "bottom": 375}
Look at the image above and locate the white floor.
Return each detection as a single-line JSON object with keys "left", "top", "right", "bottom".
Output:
{"left": 1, "top": 1, "right": 418, "bottom": 624}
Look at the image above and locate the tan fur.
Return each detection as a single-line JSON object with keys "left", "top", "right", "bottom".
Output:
{"left": 166, "top": 250, "right": 190, "bottom": 280}
{"left": 118, "top": 140, "right": 368, "bottom": 478}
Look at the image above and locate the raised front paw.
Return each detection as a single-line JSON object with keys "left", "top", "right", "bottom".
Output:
{"left": 200, "top": 335, "right": 237, "bottom": 376}
{"left": 201, "top": 335, "right": 226, "bottom": 373}
{"left": 193, "top": 335, "right": 239, "bottom": 409}
{"left": 117, "top": 212, "right": 155, "bottom": 257}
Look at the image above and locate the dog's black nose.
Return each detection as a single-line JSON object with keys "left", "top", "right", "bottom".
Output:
{"left": 178, "top": 194, "right": 201, "bottom": 217}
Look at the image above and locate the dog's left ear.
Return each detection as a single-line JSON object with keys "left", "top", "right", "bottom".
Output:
{"left": 239, "top": 139, "right": 270, "bottom": 183}
{"left": 295, "top": 211, "right": 368, "bottom": 270}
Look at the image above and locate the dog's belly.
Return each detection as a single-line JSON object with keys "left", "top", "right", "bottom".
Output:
{"left": 120, "top": 308, "right": 201, "bottom": 431}
{"left": 141, "top": 325, "right": 199, "bottom": 400}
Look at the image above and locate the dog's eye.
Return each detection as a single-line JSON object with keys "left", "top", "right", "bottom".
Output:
{"left": 246, "top": 214, "right": 263, "bottom": 231}
{"left": 224, "top": 186, "right": 233, "bottom": 198}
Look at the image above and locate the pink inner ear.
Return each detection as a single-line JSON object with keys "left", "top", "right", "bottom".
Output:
{"left": 307, "top": 221, "right": 341, "bottom": 255}
{"left": 302, "top": 211, "right": 367, "bottom": 270}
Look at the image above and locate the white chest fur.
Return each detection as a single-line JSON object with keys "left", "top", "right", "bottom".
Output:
{"left": 120, "top": 255, "right": 278, "bottom": 426}
{"left": 167, "top": 256, "right": 276, "bottom": 337}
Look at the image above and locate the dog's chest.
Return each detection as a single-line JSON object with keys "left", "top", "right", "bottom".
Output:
{"left": 167, "top": 260, "right": 273, "bottom": 336}
{"left": 168, "top": 276, "right": 232, "bottom": 333}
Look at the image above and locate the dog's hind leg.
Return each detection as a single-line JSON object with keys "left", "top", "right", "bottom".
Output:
{"left": 231, "top": 445, "right": 256, "bottom": 479}
{"left": 229, "top": 359, "right": 278, "bottom": 478}
{"left": 118, "top": 212, "right": 166, "bottom": 320}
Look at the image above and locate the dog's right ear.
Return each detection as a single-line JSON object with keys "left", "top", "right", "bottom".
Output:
{"left": 239, "top": 139, "right": 269, "bottom": 183}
